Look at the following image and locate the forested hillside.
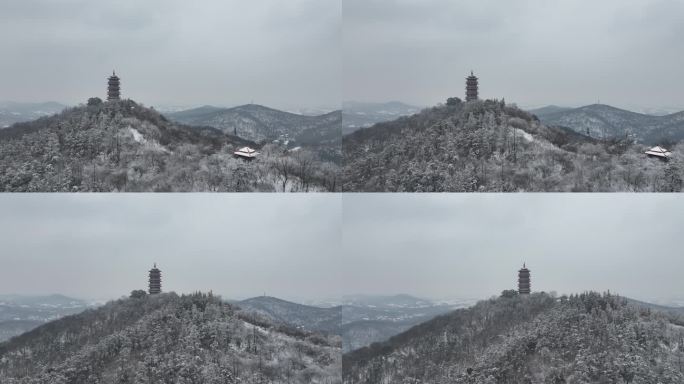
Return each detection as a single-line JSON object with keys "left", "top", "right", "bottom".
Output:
{"left": 0, "top": 99, "right": 339, "bottom": 191}
{"left": 342, "top": 99, "right": 683, "bottom": 192}
{"left": 0, "top": 292, "right": 341, "bottom": 383}
{"left": 343, "top": 292, "right": 684, "bottom": 384}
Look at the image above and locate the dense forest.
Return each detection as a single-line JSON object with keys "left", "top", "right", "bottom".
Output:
{"left": 343, "top": 292, "right": 684, "bottom": 384}
{"left": 0, "top": 99, "right": 339, "bottom": 192}
{"left": 342, "top": 99, "right": 683, "bottom": 192}
{"left": 0, "top": 292, "right": 341, "bottom": 383}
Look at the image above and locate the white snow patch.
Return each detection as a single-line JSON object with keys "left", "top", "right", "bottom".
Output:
{"left": 126, "top": 126, "right": 169, "bottom": 153}
{"left": 514, "top": 128, "right": 534, "bottom": 142}
{"left": 128, "top": 127, "right": 145, "bottom": 143}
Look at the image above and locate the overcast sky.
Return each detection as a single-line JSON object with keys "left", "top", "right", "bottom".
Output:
{"left": 342, "top": 194, "right": 684, "bottom": 303}
{"left": 0, "top": 195, "right": 342, "bottom": 302}
{"left": 344, "top": 0, "right": 684, "bottom": 111}
{"left": 0, "top": 0, "right": 340, "bottom": 110}
{"left": 3, "top": 194, "right": 682, "bottom": 305}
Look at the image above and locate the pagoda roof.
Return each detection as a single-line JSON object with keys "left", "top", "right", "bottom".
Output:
{"left": 645, "top": 146, "right": 671, "bottom": 158}
{"left": 234, "top": 146, "right": 259, "bottom": 158}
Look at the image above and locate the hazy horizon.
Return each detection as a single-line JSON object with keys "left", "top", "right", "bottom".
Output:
{"left": 344, "top": 0, "right": 684, "bottom": 112}
{"left": 0, "top": 0, "right": 340, "bottom": 111}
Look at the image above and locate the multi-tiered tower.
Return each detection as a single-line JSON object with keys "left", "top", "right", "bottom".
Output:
{"left": 149, "top": 263, "right": 162, "bottom": 294}
{"left": 518, "top": 263, "right": 531, "bottom": 294}
{"left": 465, "top": 71, "right": 479, "bottom": 102}
{"left": 107, "top": 71, "right": 121, "bottom": 101}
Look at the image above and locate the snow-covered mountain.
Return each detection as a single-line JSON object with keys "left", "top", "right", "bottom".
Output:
{"left": 344, "top": 292, "right": 684, "bottom": 384}
{"left": 0, "top": 99, "right": 341, "bottom": 192}
{"left": 342, "top": 101, "right": 421, "bottom": 135}
{"left": 235, "top": 294, "right": 472, "bottom": 353}
{"left": 237, "top": 296, "right": 341, "bottom": 333}
{"left": 527, "top": 105, "right": 573, "bottom": 117}
{"left": 343, "top": 99, "right": 684, "bottom": 192}
{"left": 340, "top": 294, "right": 472, "bottom": 352}
{"left": 0, "top": 292, "right": 341, "bottom": 383}
{"left": 536, "top": 104, "right": 684, "bottom": 144}
{"left": 166, "top": 104, "right": 341, "bottom": 145}
{"left": 0, "top": 101, "right": 66, "bottom": 128}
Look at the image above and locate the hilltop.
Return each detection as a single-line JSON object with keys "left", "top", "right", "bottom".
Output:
{"left": 0, "top": 292, "right": 341, "bottom": 383}
{"left": 536, "top": 104, "right": 684, "bottom": 144}
{"left": 0, "top": 99, "right": 340, "bottom": 192}
{"left": 343, "top": 292, "right": 684, "bottom": 384}
{"left": 342, "top": 99, "right": 683, "bottom": 192}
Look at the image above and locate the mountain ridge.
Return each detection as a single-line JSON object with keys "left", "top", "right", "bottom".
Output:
{"left": 535, "top": 103, "right": 684, "bottom": 144}
{"left": 237, "top": 295, "right": 342, "bottom": 334}
{"left": 167, "top": 104, "right": 341, "bottom": 140}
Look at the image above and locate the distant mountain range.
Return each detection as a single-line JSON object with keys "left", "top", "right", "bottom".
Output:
{"left": 530, "top": 104, "right": 684, "bottom": 144}
{"left": 344, "top": 292, "right": 684, "bottom": 384}
{"left": 342, "top": 101, "right": 421, "bottom": 135}
{"left": 234, "top": 294, "right": 472, "bottom": 353}
{"left": 0, "top": 292, "right": 341, "bottom": 383}
{"left": 0, "top": 101, "right": 67, "bottom": 128}
{"left": 166, "top": 104, "right": 342, "bottom": 160}
{"left": 237, "top": 296, "right": 341, "bottom": 333}
{"left": 339, "top": 294, "right": 474, "bottom": 352}
{"left": 0, "top": 294, "right": 91, "bottom": 342}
